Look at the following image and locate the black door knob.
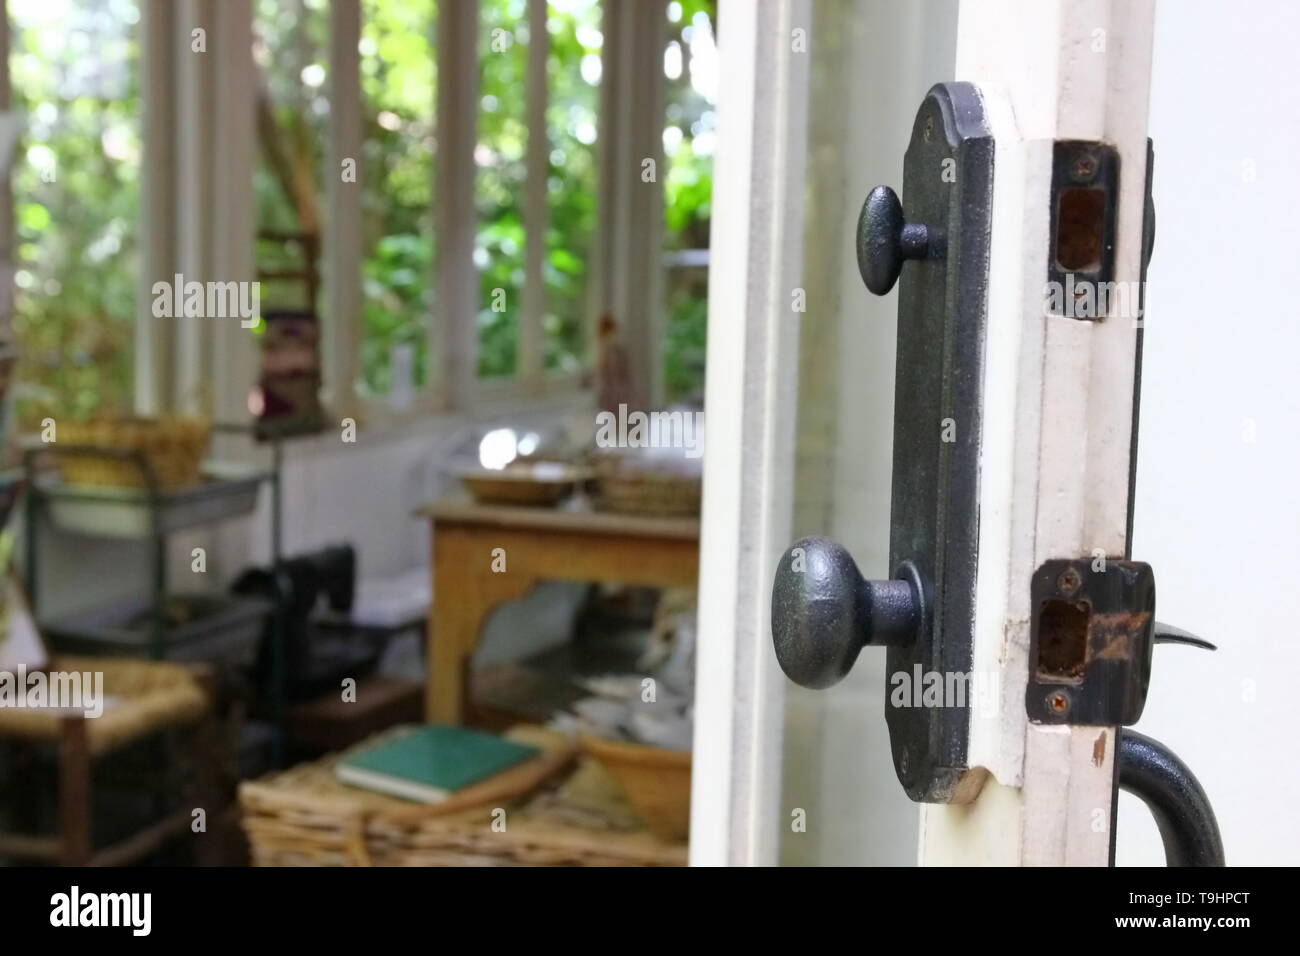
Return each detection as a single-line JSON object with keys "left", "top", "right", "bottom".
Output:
{"left": 856, "top": 185, "right": 933, "bottom": 296}
{"left": 771, "top": 536, "right": 923, "bottom": 689}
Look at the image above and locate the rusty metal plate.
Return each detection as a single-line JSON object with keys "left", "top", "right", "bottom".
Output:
{"left": 1026, "top": 558, "right": 1156, "bottom": 726}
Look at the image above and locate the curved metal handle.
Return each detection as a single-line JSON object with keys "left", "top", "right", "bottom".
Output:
{"left": 1118, "top": 729, "right": 1225, "bottom": 867}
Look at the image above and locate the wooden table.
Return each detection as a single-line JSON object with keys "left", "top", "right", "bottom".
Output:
{"left": 419, "top": 500, "right": 700, "bottom": 723}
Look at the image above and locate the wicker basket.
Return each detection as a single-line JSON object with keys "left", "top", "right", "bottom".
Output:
{"left": 579, "top": 735, "right": 692, "bottom": 842}
{"left": 592, "top": 457, "right": 701, "bottom": 518}
{"left": 55, "top": 417, "right": 211, "bottom": 490}
{"left": 0, "top": 655, "right": 208, "bottom": 755}
{"left": 238, "top": 726, "right": 688, "bottom": 866}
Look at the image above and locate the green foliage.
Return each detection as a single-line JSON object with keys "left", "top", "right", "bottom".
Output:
{"left": 357, "top": 0, "right": 435, "bottom": 395}
{"left": 10, "top": 0, "right": 141, "bottom": 426}
{"left": 661, "top": 0, "right": 716, "bottom": 402}
{"left": 475, "top": 0, "right": 528, "bottom": 377}
{"left": 542, "top": 0, "right": 600, "bottom": 374}
{"left": 664, "top": 269, "right": 708, "bottom": 403}
{"left": 256, "top": 0, "right": 436, "bottom": 397}
{"left": 11, "top": 0, "right": 713, "bottom": 415}
{"left": 475, "top": 0, "right": 601, "bottom": 378}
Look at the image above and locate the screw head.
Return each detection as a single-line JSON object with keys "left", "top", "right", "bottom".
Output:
{"left": 1071, "top": 154, "right": 1097, "bottom": 182}
{"left": 1047, "top": 690, "right": 1072, "bottom": 715}
{"left": 1057, "top": 568, "right": 1082, "bottom": 596}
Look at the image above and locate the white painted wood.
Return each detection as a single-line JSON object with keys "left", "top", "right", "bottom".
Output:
{"left": 921, "top": 0, "right": 1156, "bottom": 866}
{"left": 519, "top": 0, "right": 548, "bottom": 392}
{"left": 210, "top": 0, "right": 257, "bottom": 425}
{"left": 690, "top": 0, "right": 809, "bottom": 867}
{"left": 136, "top": 0, "right": 257, "bottom": 422}
{"left": 434, "top": 0, "right": 480, "bottom": 410}
{"left": 174, "top": 0, "right": 217, "bottom": 413}
{"left": 631, "top": 1, "right": 667, "bottom": 409}
{"left": 136, "top": 0, "right": 177, "bottom": 415}
{"left": 591, "top": 0, "right": 665, "bottom": 410}
{"left": 323, "top": 0, "right": 362, "bottom": 420}
{"left": 589, "top": 0, "right": 618, "bottom": 364}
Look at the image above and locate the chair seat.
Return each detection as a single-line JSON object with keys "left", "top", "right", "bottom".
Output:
{"left": 0, "top": 655, "right": 207, "bottom": 753}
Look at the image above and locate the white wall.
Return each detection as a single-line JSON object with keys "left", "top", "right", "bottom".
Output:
{"left": 1118, "top": 0, "right": 1300, "bottom": 866}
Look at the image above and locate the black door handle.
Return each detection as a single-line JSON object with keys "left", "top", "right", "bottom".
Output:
{"left": 1117, "top": 729, "right": 1225, "bottom": 867}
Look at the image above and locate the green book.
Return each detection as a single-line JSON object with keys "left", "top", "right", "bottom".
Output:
{"left": 334, "top": 725, "right": 540, "bottom": 803}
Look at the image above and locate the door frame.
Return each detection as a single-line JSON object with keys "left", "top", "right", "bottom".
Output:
{"left": 921, "top": 0, "right": 1156, "bottom": 866}
{"left": 689, "top": 0, "right": 810, "bottom": 867}
{"left": 692, "top": 0, "right": 1158, "bottom": 867}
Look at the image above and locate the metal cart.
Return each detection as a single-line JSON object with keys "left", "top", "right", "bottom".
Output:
{"left": 22, "top": 427, "right": 289, "bottom": 762}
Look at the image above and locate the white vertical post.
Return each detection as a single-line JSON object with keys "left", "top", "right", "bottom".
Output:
{"left": 435, "top": 0, "right": 480, "bottom": 409}
{"left": 628, "top": 0, "right": 666, "bottom": 409}
{"left": 136, "top": 0, "right": 177, "bottom": 415}
{"left": 589, "top": 0, "right": 618, "bottom": 365}
{"left": 920, "top": 0, "right": 1156, "bottom": 865}
{"left": 592, "top": 0, "right": 664, "bottom": 410}
{"left": 174, "top": 0, "right": 216, "bottom": 413}
{"left": 690, "top": 0, "right": 809, "bottom": 867}
{"left": 519, "top": 0, "right": 548, "bottom": 392}
{"left": 325, "top": 0, "right": 362, "bottom": 419}
{"left": 211, "top": 0, "right": 257, "bottom": 425}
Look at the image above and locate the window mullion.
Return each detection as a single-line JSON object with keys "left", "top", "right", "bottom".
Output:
{"left": 325, "top": 0, "right": 362, "bottom": 420}
{"left": 210, "top": 0, "right": 257, "bottom": 426}
{"left": 593, "top": 0, "right": 665, "bottom": 410}
{"left": 435, "top": 0, "right": 480, "bottom": 409}
{"left": 0, "top": 0, "right": 13, "bottom": 366}
{"left": 520, "top": 0, "right": 549, "bottom": 391}
{"left": 174, "top": 0, "right": 217, "bottom": 413}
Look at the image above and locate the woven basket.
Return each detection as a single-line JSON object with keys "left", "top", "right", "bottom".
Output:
{"left": 579, "top": 735, "right": 692, "bottom": 842}
{"left": 592, "top": 458, "right": 701, "bottom": 518}
{"left": 0, "top": 655, "right": 208, "bottom": 755}
{"left": 238, "top": 726, "right": 687, "bottom": 867}
{"left": 56, "top": 417, "right": 211, "bottom": 490}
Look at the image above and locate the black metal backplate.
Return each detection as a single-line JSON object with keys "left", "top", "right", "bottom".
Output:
{"left": 1026, "top": 559, "right": 1156, "bottom": 726}
{"left": 885, "top": 83, "right": 993, "bottom": 803}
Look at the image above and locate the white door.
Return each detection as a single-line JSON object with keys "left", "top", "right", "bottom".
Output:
{"left": 692, "top": 0, "right": 1165, "bottom": 866}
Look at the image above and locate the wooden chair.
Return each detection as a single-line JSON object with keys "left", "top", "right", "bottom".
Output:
{"left": 0, "top": 655, "right": 223, "bottom": 865}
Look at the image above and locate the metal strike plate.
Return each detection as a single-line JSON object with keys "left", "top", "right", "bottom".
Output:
{"left": 1047, "top": 140, "right": 1120, "bottom": 319}
{"left": 884, "top": 83, "right": 993, "bottom": 802}
{"left": 1026, "top": 558, "right": 1156, "bottom": 726}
